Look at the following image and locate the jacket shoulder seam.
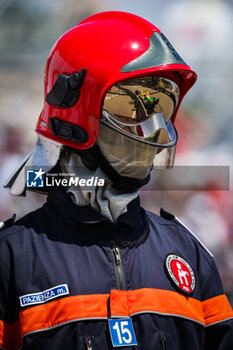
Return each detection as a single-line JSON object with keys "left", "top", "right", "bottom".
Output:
{"left": 145, "top": 210, "right": 177, "bottom": 226}
{"left": 174, "top": 216, "right": 213, "bottom": 258}
{"left": 145, "top": 210, "right": 214, "bottom": 263}
{"left": 0, "top": 226, "right": 25, "bottom": 242}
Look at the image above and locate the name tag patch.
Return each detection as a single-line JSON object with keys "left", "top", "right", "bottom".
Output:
{"left": 19, "top": 284, "right": 69, "bottom": 307}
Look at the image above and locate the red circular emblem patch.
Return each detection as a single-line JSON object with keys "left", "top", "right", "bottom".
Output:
{"left": 165, "top": 254, "right": 195, "bottom": 295}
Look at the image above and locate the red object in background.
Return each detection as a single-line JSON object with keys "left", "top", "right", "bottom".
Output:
{"left": 36, "top": 11, "right": 197, "bottom": 150}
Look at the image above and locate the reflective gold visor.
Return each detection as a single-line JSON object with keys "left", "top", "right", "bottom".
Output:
{"left": 102, "top": 77, "right": 179, "bottom": 146}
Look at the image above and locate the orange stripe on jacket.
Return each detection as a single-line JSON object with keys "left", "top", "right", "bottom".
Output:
{"left": 203, "top": 294, "right": 233, "bottom": 326}
{"left": 0, "top": 319, "right": 22, "bottom": 350}
{"left": 110, "top": 288, "right": 205, "bottom": 325}
{"left": 20, "top": 288, "right": 205, "bottom": 338}
{"left": 19, "top": 289, "right": 233, "bottom": 337}
{"left": 20, "top": 293, "right": 109, "bottom": 337}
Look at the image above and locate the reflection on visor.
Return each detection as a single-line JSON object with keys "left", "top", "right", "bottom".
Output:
{"left": 102, "top": 77, "right": 179, "bottom": 146}
{"left": 97, "top": 123, "right": 177, "bottom": 182}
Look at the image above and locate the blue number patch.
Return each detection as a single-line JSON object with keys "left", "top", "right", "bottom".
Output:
{"left": 108, "top": 318, "right": 137, "bottom": 347}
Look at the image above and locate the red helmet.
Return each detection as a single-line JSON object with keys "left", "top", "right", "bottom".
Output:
{"left": 4, "top": 11, "right": 197, "bottom": 195}
{"left": 36, "top": 11, "right": 197, "bottom": 150}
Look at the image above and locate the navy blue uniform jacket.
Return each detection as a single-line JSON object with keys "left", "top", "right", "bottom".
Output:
{"left": 0, "top": 189, "right": 233, "bottom": 349}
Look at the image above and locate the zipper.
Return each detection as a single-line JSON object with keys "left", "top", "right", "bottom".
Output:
{"left": 112, "top": 246, "right": 126, "bottom": 290}
{"left": 86, "top": 338, "right": 93, "bottom": 350}
{"left": 161, "top": 336, "right": 166, "bottom": 350}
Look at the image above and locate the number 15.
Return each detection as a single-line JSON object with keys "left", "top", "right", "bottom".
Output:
{"left": 113, "top": 320, "right": 132, "bottom": 344}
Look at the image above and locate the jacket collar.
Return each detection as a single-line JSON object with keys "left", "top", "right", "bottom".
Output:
{"left": 44, "top": 188, "right": 149, "bottom": 247}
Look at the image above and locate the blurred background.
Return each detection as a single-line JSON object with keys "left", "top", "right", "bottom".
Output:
{"left": 0, "top": 0, "right": 233, "bottom": 303}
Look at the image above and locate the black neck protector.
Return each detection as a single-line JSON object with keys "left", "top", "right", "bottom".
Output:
{"left": 73, "top": 143, "right": 150, "bottom": 193}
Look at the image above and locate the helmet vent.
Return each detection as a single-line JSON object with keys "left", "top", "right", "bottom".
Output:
{"left": 49, "top": 118, "right": 88, "bottom": 143}
{"left": 45, "top": 69, "right": 86, "bottom": 108}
